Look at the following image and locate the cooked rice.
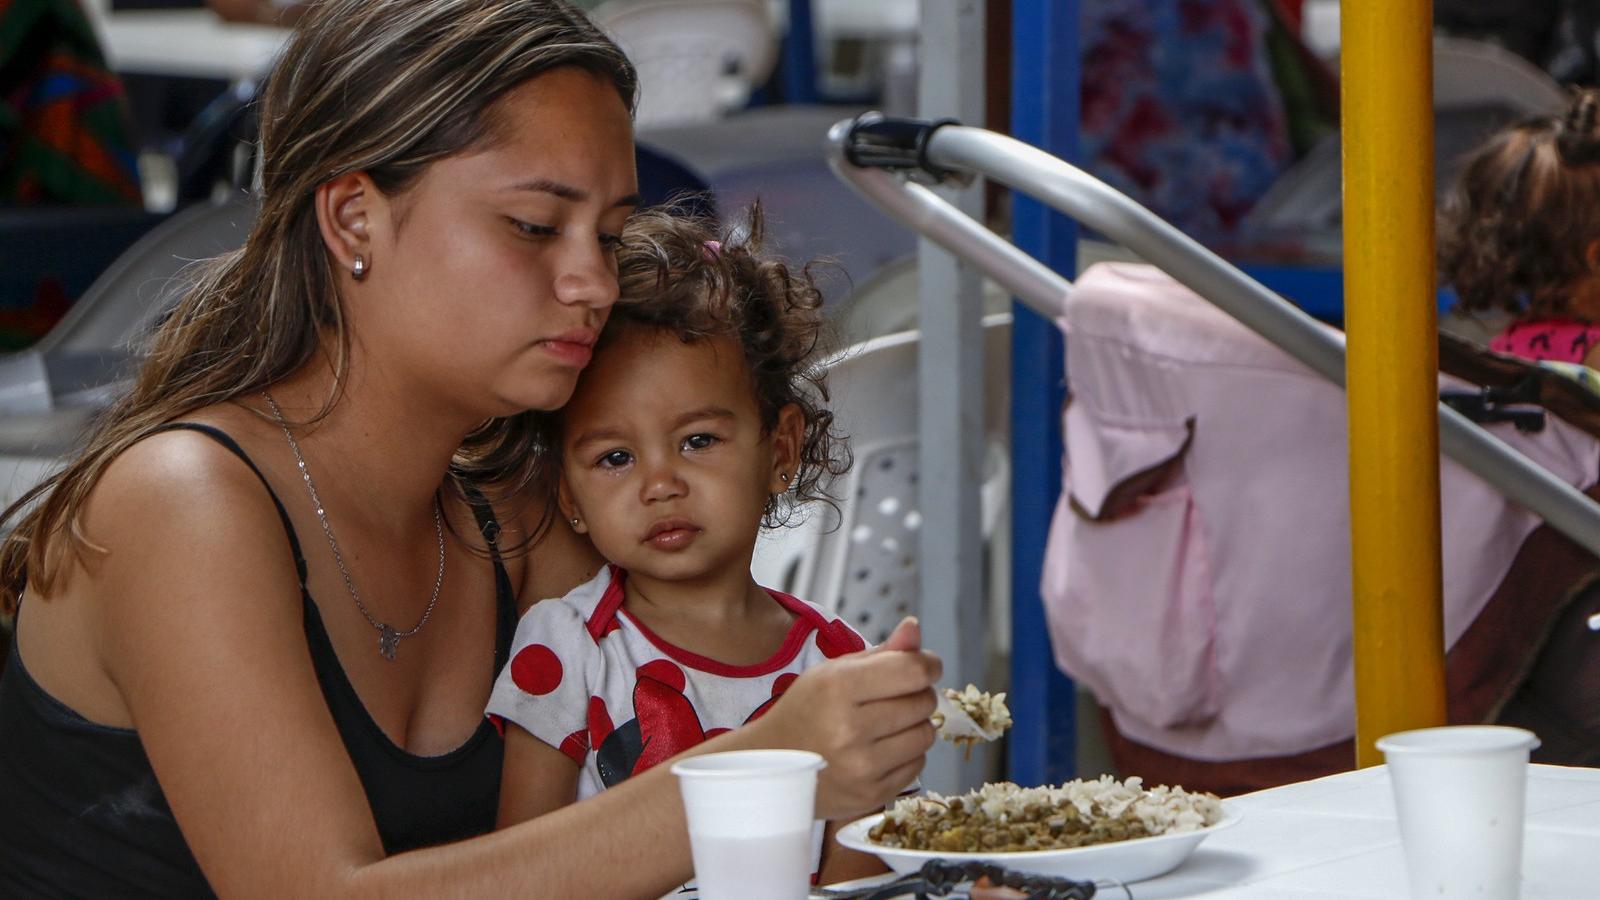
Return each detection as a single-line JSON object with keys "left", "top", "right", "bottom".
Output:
{"left": 868, "top": 776, "right": 1223, "bottom": 853}
{"left": 936, "top": 685, "right": 1013, "bottom": 739}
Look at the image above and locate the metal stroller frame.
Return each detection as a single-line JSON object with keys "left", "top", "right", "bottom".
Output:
{"left": 827, "top": 114, "right": 1600, "bottom": 556}
{"left": 826, "top": 113, "right": 1600, "bottom": 784}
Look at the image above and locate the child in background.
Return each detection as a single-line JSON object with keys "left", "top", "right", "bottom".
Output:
{"left": 1440, "top": 88, "right": 1600, "bottom": 366}
{"left": 487, "top": 207, "right": 890, "bottom": 890}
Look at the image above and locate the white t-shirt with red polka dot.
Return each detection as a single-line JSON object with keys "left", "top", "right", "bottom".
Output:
{"left": 486, "top": 566, "right": 869, "bottom": 891}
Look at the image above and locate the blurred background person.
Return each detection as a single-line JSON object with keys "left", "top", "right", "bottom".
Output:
{"left": 0, "top": 0, "right": 141, "bottom": 206}
{"left": 1, "top": 0, "right": 142, "bottom": 348}
{"left": 1079, "top": 0, "right": 1337, "bottom": 239}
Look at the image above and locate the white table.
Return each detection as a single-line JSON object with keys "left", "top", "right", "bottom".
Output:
{"left": 823, "top": 765, "right": 1600, "bottom": 898}
{"left": 1135, "top": 763, "right": 1600, "bottom": 898}
{"left": 100, "top": 10, "right": 287, "bottom": 81}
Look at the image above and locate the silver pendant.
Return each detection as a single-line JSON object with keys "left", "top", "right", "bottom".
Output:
{"left": 378, "top": 625, "right": 400, "bottom": 661}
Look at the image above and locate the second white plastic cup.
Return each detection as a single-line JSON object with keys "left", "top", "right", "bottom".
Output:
{"left": 671, "top": 749, "right": 826, "bottom": 900}
{"left": 1376, "top": 725, "right": 1540, "bottom": 900}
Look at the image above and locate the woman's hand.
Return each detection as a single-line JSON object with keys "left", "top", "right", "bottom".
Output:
{"left": 756, "top": 617, "right": 941, "bottom": 820}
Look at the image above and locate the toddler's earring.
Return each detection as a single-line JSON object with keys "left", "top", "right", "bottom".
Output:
{"left": 352, "top": 254, "right": 367, "bottom": 281}
{"left": 779, "top": 472, "right": 790, "bottom": 483}
{"left": 570, "top": 517, "right": 580, "bottom": 527}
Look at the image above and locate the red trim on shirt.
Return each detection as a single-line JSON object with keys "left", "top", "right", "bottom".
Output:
{"left": 557, "top": 728, "right": 590, "bottom": 763}
{"left": 584, "top": 565, "right": 629, "bottom": 643}
{"left": 592, "top": 567, "right": 828, "bottom": 677}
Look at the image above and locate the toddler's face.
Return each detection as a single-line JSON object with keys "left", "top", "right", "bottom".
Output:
{"left": 558, "top": 326, "right": 797, "bottom": 583}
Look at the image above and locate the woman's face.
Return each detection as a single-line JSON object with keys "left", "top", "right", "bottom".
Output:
{"left": 355, "top": 67, "right": 639, "bottom": 418}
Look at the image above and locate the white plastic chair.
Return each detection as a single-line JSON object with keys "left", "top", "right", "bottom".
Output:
{"left": 827, "top": 256, "right": 916, "bottom": 346}
{"left": 828, "top": 253, "right": 1021, "bottom": 348}
{"left": 590, "top": 0, "right": 777, "bottom": 130}
{"left": 751, "top": 314, "right": 1013, "bottom": 648}
{"left": 1431, "top": 36, "right": 1567, "bottom": 115}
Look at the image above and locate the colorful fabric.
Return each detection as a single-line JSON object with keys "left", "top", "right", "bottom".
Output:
{"left": 1258, "top": 0, "right": 1338, "bottom": 157}
{"left": 486, "top": 566, "right": 867, "bottom": 897}
{"left": 1489, "top": 318, "right": 1600, "bottom": 364}
{"left": 1080, "top": 0, "right": 1296, "bottom": 235}
{"left": 0, "top": 0, "right": 142, "bottom": 205}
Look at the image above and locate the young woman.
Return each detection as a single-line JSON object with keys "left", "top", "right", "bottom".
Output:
{"left": 0, "top": 2, "right": 938, "bottom": 897}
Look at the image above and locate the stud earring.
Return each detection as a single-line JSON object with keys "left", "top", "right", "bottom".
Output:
{"left": 352, "top": 254, "right": 367, "bottom": 280}
{"left": 779, "top": 472, "right": 790, "bottom": 483}
{"left": 570, "top": 517, "right": 580, "bottom": 527}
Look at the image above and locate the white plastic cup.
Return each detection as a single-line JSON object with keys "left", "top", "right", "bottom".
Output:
{"left": 1376, "top": 726, "right": 1540, "bottom": 900}
{"left": 671, "top": 750, "right": 826, "bottom": 900}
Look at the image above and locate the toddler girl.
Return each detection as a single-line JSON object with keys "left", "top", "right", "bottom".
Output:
{"left": 1441, "top": 88, "right": 1600, "bottom": 366}
{"left": 486, "top": 207, "right": 888, "bottom": 890}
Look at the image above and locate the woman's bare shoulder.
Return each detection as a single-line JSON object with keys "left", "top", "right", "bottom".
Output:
{"left": 23, "top": 411, "right": 303, "bottom": 726}
{"left": 87, "top": 411, "right": 279, "bottom": 526}
{"left": 73, "top": 407, "right": 302, "bottom": 608}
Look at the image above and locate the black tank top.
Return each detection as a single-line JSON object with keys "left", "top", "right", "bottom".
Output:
{"left": 0, "top": 423, "right": 516, "bottom": 897}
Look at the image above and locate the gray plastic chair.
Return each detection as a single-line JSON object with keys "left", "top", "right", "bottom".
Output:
{"left": 0, "top": 194, "right": 258, "bottom": 518}
{"left": 0, "top": 193, "right": 257, "bottom": 419}
{"left": 1242, "top": 37, "right": 1566, "bottom": 236}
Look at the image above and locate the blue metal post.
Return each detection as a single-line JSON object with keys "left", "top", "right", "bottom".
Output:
{"left": 783, "top": 0, "right": 819, "bottom": 104}
{"left": 1008, "top": 0, "right": 1079, "bottom": 787}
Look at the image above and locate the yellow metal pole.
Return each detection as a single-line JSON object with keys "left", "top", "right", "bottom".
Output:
{"left": 1341, "top": 0, "right": 1448, "bottom": 768}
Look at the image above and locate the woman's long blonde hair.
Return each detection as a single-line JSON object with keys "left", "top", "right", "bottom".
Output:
{"left": 0, "top": 0, "right": 636, "bottom": 615}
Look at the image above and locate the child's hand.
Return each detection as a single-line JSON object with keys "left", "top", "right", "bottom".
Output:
{"left": 756, "top": 617, "right": 941, "bottom": 820}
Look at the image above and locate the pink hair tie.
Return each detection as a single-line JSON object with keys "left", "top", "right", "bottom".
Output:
{"left": 701, "top": 240, "right": 722, "bottom": 261}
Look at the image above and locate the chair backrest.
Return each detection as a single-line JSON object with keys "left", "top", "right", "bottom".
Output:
{"left": 0, "top": 196, "right": 254, "bottom": 413}
{"left": 0, "top": 195, "right": 258, "bottom": 415}
{"left": 751, "top": 314, "right": 1012, "bottom": 645}
{"left": 827, "top": 256, "right": 917, "bottom": 346}
{"left": 591, "top": 0, "right": 776, "bottom": 129}
{"left": 1432, "top": 35, "right": 1566, "bottom": 116}
{"left": 827, "top": 254, "right": 1022, "bottom": 347}
{"left": 1243, "top": 37, "right": 1564, "bottom": 236}
{"left": 39, "top": 194, "right": 259, "bottom": 361}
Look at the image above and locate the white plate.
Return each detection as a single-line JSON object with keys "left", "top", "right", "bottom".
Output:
{"left": 835, "top": 803, "right": 1242, "bottom": 884}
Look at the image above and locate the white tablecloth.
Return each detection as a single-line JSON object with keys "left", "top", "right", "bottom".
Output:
{"left": 101, "top": 10, "right": 287, "bottom": 81}
{"left": 1135, "top": 763, "right": 1600, "bottom": 898}
{"left": 823, "top": 764, "right": 1600, "bottom": 898}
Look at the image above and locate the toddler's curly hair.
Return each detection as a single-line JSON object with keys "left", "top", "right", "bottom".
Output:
{"left": 1440, "top": 89, "right": 1600, "bottom": 317}
{"left": 586, "top": 203, "right": 850, "bottom": 528}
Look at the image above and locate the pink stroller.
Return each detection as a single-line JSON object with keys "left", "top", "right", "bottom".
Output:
{"left": 1044, "top": 262, "right": 1600, "bottom": 794}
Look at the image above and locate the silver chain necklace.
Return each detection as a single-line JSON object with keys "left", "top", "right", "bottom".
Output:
{"left": 262, "top": 392, "right": 445, "bottom": 661}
